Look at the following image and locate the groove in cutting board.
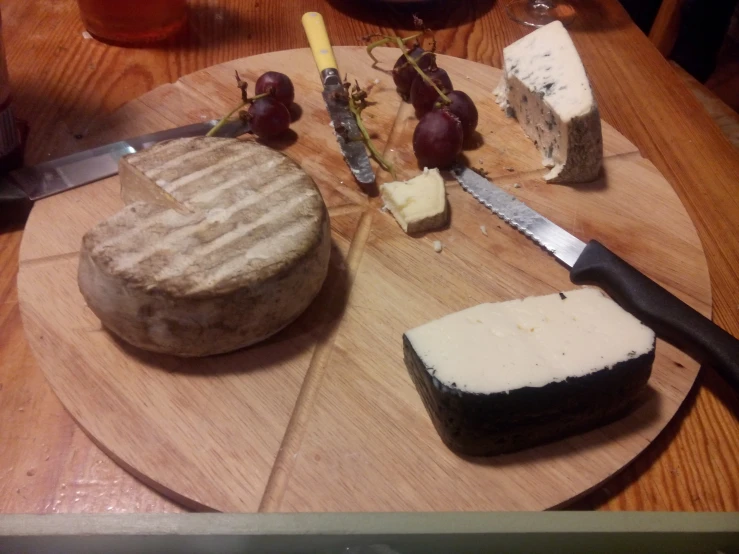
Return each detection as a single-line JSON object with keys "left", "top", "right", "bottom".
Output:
{"left": 327, "top": 203, "right": 366, "bottom": 217}
{"left": 259, "top": 211, "right": 374, "bottom": 512}
{"left": 18, "top": 250, "right": 80, "bottom": 267}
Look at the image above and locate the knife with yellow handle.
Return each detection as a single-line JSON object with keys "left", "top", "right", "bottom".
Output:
{"left": 302, "top": 12, "right": 376, "bottom": 188}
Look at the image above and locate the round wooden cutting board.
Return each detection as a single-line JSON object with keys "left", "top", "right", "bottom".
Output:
{"left": 17, "top": 47, "right": 711, "bottom": 512}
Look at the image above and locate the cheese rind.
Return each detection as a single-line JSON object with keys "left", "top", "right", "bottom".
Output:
{"left": 403, "top": 288, "right": 656, "bottom": 455}
{"left": 495, "top": 21, "right": 603, "bottom": 183}
{"left": 380, "top": 168, "right": 448, "bottom": 234}
{"left": 78, "top": 137, "right": 331, "bottom": 357}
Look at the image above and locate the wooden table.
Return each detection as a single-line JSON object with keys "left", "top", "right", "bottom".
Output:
{"left": 1, "top": 0, "right": 737, "bottom": 514}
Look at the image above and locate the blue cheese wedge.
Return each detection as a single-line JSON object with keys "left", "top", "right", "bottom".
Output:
{"left": 403, "top": 288, "right": 655, "bottom": 455}
{"left": 380, "top": 168, "right": 448, "bottom": 234}
{"left": 494, "top": 21, "right": 603, "bottom": 183}
{"left": 78, "top": 137, "right": 331, "bottom": 357}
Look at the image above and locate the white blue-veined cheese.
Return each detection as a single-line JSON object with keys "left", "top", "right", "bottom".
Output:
{"left": 494, "top": 21, "right": 603, "bottom": 183}
{"left": 78, "top": 137, "right": 331, "bottom": 357}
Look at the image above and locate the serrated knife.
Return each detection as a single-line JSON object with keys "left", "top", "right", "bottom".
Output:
{"left": 452, "top": 162, "right": 739, "bottom": 392}
{"left": 0, "top": 118, "right": 249, "bottom": 202}
{"left": 302, "top": 12, "right": 376, "bottom": 189}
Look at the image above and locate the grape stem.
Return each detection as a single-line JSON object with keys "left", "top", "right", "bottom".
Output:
{"left": 365, "top": 33, "right": 421, "bottom": 63}
{"left": 206, "top": 102, "right": 246, "bottom": 137}
{"left": 346, "top": 82, "right": 395, "bottom": 179}
{"left": 350, "top": 106, "right": 394, "bottom": 179}
{"left": 364, "top": 30, "right": 450, "bottom": 106}
{"left": 392, "top": 50, "right": 434, "bottom": 81}
{"left": 206, "top": 92, "right": 271, "bottom": 137}
{"left": 394, "top": 36, "right": 451, "bottom": 105}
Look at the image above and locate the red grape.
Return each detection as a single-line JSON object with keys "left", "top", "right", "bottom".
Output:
{"left": 255, "top": 71, "right": 295, "bottom": 107}
{"left": 433, "top": 90, "right": 478, "bottom": 141}
{"left": 410, "top": 66, "right": 453, "bottom": 117}
{"left": 247, "top": 97, "right": 291, "bottom": 139}
{"left": 392, "top": 45, "right": 432, "bottom": 99}
{"left": 412, "top": 109, "right": 463, "bottom": 169}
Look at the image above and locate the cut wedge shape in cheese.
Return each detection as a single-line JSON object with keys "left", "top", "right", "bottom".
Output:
{"left": 494, "top": 21, "right": 603, "bottom": 183}
{"left": 403, "top": 288, "right": 656, "bottom": 456}
{"left": 380, "top": 168, "right": 448, "bottom": 234}
{"left": 78, "top": 137, "right": 331, "bottom": 357}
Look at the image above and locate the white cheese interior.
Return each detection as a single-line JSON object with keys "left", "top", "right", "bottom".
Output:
{"left": 380, "top": 167, "right": 447, "bottom": 233}
{"left": 405, "top": 288, "right": 655, "bottom": 394}
{"left": 500, "top": 21, "right": 594, "bottom": 122}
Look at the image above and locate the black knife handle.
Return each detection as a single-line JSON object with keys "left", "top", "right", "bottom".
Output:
{"left": 570, "top": 239, "right": 739, "bottom": 392}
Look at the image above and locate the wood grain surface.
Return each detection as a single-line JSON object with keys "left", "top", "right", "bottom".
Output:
{"left": 15, "top": 47, "right": 711, "bottom": 512}
{"left": 1, "top": 0, "right": 737, "bottom": 513}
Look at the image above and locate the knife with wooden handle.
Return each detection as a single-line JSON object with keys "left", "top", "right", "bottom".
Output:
{"left": 302, "top": 12, "right": 376, "bottom": 189}
{"left": 452, "top": 162, "right": 739, "bottom": 392}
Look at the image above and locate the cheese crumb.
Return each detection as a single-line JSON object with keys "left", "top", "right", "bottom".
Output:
{"left": 513, "top": 183, "right": 522, "bottom": 189}
{"left": 480, "top": 225, "right": 488, "bottom": 236}
{"left": 82, "top": 31, "right": 92, "bottom": 40}
{"left": 433, "top": 240, "right": 443, "bottom": 253}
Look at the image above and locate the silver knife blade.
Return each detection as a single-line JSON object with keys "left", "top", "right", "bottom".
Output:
{"left": 321, "top": 68, "right": 375, "bottom": 186}
{"left": 451, "top": 163, "right": 586, "bottom": 268}
{"left": 0, "top": 118, "right": 249, "bottom": 202}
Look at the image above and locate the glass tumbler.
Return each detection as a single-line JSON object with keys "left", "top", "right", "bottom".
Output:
{"left": 76, "top": 0, "right": 188, "bottom": 46}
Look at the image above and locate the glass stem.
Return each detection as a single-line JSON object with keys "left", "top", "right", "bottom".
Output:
{"left": 531, "top": 0, "right": 555, "bottom": 9}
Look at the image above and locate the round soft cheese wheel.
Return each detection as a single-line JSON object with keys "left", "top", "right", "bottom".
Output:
{"left": 78, "top": 137, "right": 331, "bottom": 357}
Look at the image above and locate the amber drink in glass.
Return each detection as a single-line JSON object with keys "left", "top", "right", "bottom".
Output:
{"left": 77, "top": 0, "right": 187, "bottom": 45}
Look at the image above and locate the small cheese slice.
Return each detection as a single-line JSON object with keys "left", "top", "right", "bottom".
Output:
{"left": 403, "top": 288, "right": 656, "bottom": 455}
{"left": 380, "top": 168, "right": 448, "bottom": 234}
{"left": 78, "top": 137, "right": 331, "bottom": 357}
{"left": 494, "top": 21, "right": 603, "bottom": 183}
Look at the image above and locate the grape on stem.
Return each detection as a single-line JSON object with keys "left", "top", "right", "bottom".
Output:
{"left": 412, "top": 109, "right": 463, "bottom": 169}
{"left": 392, "top": 45, "right": 432, "bottom": 99}
{"left": 410, "top": 65, "right": 453, "bottom": 117}
{"left": 434, "top": 90, "right": 478, "bottom": 141}
{"left": 207, "top": 70, "right": 295, "bottom": 138}
{"left": 255, "top": 71, "right": 295, "bottom": 107}
{"left": 246, "top": 97, "right": 291, "bottom": 139}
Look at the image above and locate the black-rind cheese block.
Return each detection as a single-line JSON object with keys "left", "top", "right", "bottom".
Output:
{"left": 403, "top": 335, "right": 655, "bottom": 456}
{"left": 402, "top": 289, "right": 657, "bottom": 456}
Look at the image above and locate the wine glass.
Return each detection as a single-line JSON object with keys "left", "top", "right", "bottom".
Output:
{"left": 505, "top": 0, "right": 576, "bottom": 27}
